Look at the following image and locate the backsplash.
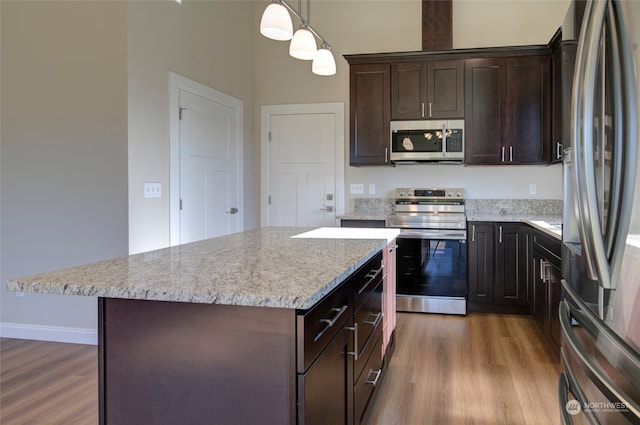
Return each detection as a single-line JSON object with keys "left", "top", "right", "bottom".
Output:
{"left": 353, "top": 198, "right": 396, "bottom": 215}
{"left": 352, "top": 197, "right": 562, "bottom": 217}
{"left": 464, "top": 199, "right": 563, "bottom": 217}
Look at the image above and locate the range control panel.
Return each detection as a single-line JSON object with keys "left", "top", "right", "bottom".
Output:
{"left": 394, "top": 188, "right": 465, "bottom": 200}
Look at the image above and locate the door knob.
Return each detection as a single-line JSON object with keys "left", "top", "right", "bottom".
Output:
{"left": 226, "top": 207, "right": 239, "bottom": 214}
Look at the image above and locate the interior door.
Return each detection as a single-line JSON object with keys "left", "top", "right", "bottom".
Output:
{"left": 264, "top": 108, "right": 341, "bottom": 227}
{"left": 178, "top": 89, "right": 239, "bottom": 243}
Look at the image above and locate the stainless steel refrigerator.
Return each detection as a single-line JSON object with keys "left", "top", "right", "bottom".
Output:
{"left": 560, "top": 0, "right": 640, "bottom": 423}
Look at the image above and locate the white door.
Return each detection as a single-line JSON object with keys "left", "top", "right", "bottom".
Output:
{"left": 169, "top": 73, "right": 243, "bottom": 245}
{"left": 261, "top": 103, "right": 344, "bottom": 228}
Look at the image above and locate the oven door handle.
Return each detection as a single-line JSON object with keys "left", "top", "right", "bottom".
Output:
{"left": 396, "top": 229, "right": 466, "bottom": 240}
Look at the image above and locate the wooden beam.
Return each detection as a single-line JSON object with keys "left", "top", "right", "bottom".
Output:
{"left": 422, "top": 0, "right": 452, "bottom": 51}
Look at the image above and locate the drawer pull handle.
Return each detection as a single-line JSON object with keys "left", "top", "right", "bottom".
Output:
{"left": 357, "top": 267, "right": 383, "bottom": 295}
{"left": 365, "top": 369, "right": 382, "bottom": 386}
{"left": 314, "top": 305, "right": 348, "bottom": 342}
{"left": 363, "top": 312, "right": 383, "bottom": 327}
{"left": 346, "top": 323, "right": 359, "bottom": 360}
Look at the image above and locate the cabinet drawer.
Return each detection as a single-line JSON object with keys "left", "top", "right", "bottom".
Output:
{"left": 353, "top": 252, "right": 383, "bottom": 310}
{"left": 297, "top": 280, "right": 353, "bottom": 373}
{"left": 353, "top": 309, "right": 383, "bottom": 384}
{"left": 532, "top": 230, "right": 561, "bottom": 268}
{"left": 354, "top": 332, "right": 383, "bottom": 425}
{"left": 353, "top": 280, "right": 383, "bottom": 379}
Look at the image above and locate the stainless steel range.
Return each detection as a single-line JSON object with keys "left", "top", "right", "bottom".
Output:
{"left": 386, "top": 188, "right": 467, "bottom": 315}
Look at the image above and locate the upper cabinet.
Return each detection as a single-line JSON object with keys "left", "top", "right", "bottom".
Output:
{"left": 346, "top": 46, "right": 551, "bottom": 167}
{"left": 391, "top": 59, "right": 464, "bottom": 120}
{"left": 349, "top": 63, "right": 391, "bottom": 166}
{"left": 465, "top": 54, "right": 551, "bottom": 165}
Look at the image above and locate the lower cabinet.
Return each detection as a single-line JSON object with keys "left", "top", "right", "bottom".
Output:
{"left": 296, "top": 251, "right": 385, "bottom": 425}
{"left": 531, "top": 229, "right": 562, "bottom": 356}
{"left": 468, "top": 222, "right": 530, "bottom": 313}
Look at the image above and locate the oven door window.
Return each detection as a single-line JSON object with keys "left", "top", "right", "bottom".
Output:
{"left": 396, "top": 238, "right": 467, "bottom": 297}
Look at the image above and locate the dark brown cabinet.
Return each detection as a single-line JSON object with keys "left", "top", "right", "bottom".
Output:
{"left": 391, "top": 59, "right": 464, "bottom": 120}
{"left": 465, "top": 55, "right": 551, "bottom": 165}
{"left": 468, "top": 222, "right": 530, "bottom": 313}
{"left": 349, "top": 63, "right": 391, "bottom": 166}
{"left": 550, "top": 29, "right": 564, "bottom": 163}
{"left": 531, "top": 229, "right": 562, "bottom": 356}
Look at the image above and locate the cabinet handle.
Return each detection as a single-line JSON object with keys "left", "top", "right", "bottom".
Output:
{"left": 499, "top": 226, "right": 503, "bottom": 244}
{"left": 429, "top": 102, "right": 433, "bottom": 118}
{"left": 421, "top": 102, "right": 425, "bottom": 118}
{"left": 501, "top": 146, "right": 505, "bottom": 162}
{"left": 509, "top": 146, "right": 513, "bottom": 162}
{"left": 556, "top": 142, "right": 563, "bottom": 160}
{"left": 365, "top": 369, "right": 382, "bottom": 386}
{"left": 384, "top": 147, "right": 388, "bottom": 163}
{"left": 314, "top": 305, "right": 349, "bottom": 342}
{"left": 471, "top": 224, "right": 476, "bottom": 242}
{"left": 346, "top": 323, "right": 359, "bottom": 360}
{"left": 363, "top": 312, "right": 383, "bottom": 327}
{"left": 357, "top": 266, "right": 383, "bottom": 295}
{"left": 540, "top": 259, "right": 546, "bottom": 284}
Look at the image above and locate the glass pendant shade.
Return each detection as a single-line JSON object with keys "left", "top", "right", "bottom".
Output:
{"left": 260, "top": 3, "right": 293, "bottom": 41}
{"left": 289, "top": 27, "right": 317, "bottom": 60}
{"left": 312, "top": 46, "right": 336, "bottom": 75}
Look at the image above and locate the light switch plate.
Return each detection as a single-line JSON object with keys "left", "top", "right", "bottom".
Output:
{"left": 368, "top": 184, "right": 376, "bottom": 194}
{"left": 350, "top": 184, "right": 364, "bottom": 194}
{"left": 144, "top": 182, "right": 162, "bottom": 198}
{"left": 529, "top": 184, "right": 537, "bottom": 195}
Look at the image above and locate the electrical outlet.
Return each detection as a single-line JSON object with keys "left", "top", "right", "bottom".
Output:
{"left": 368, "top": 184, "right": 376, "bottom": 195}
{"left": 350, "top": 184, "right": 364, "bottom": 194}
{"left": 529, "top": 184, "right": 537, "bottom": 195}
{"left": 144, "top": 182, "right": 162, "bottom": 198}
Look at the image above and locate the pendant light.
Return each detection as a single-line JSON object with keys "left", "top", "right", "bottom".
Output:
{"left": 260, "top": 2, "right": 293, "bottom": 41}
{"left": 312, "top": 44, "right": 336, "bottom": 76}
{"left": 259, "top": 0, "right": 336, "bottom": 76}
{"left": 289, "top": 25, "right": 317, "bottom": 60}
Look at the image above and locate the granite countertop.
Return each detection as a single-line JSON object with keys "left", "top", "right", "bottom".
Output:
{"left": 6, "top": 227, "right": 399, "bottom": 310}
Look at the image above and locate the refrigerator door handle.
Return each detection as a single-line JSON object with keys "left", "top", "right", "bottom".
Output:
{"left": 561, "top": 279, "right": 640, "bottom": 369}
{"left": 559, "top": 299, "right": 640, "bottom": 419}
{"left": 571, "top": 0, "right": 601, "bottom": 283}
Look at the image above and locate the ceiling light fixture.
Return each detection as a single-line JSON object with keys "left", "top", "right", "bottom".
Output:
{"left": 260, "top": 0, "right": 336, "bottom": 76}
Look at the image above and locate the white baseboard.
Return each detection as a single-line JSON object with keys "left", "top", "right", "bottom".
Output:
{"left": 0, "top": 322, "right": 97, "bottom": 345}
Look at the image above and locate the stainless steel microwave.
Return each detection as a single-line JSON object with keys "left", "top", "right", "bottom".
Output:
{"left": 390, "top": 120, "right": 465, "bottom": 163}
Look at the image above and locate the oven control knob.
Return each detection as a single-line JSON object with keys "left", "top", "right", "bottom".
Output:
{"left": 447, "top": 192, "right": 453, "bottom": 197}
{"left": 407, "top": 191, "right": 413, "bottom": 196}
{"left": 457, "top": 192, "right": 462, "bottom": 197}
{"left": 399, "top": 191, "right": 405, "bottom": 197}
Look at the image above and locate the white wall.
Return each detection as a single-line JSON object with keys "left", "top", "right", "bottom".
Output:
{"left": 127, "top": 1, "right": 255, "bottom": 254}
{"left": 0, "top": 1, "right": 128, "bottom": 342}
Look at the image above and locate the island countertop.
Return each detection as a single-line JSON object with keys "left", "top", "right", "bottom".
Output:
{"left": 6, "top": 227, "right": 399, "bottom": 310}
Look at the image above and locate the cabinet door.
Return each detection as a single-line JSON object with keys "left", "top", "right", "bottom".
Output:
{"left": 547, "top": 262, "right": 562, "bottom": 351}
{"left": 532, "top": 249, "right": 547, "bottom": 330}
{"left": 467, "top": 222, "right": 495, "bottom": 304}
{"left": 505, "top": 55, "right": 550, "bottom": 164}
{"left": 391, "top": 62, "right": 426, "bottom": 120}
{"left": 494, "top": 224, "right": 529, "bottom": 306}
{"left": 464, "top": 58, "right": 507, "bottom": 164}
{"left": 427, "top": 59, "right": 464, "bottom": 119}
{"left": 298, "top": 326, "right": 351, "bottom": 425}
{"left": 350, "top": 64, "right": 391, "bottom": 166}
{"left": 551, "top": 43, "right": 564, "bottom": 163}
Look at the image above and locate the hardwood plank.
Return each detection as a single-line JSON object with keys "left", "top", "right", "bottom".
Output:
{"left": 371, "top": 313, "right": 560, "bottom": 425}
{"left": 0, "top": 338, "right": 98, "bottom": 425}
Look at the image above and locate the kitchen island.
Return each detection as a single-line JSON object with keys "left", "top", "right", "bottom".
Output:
{"left": 7, "top": 227, "right": 399, "bottom": 425}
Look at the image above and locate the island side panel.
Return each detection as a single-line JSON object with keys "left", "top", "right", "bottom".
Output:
{"left": 98, "top": 298, "right": 297, "bottom": 425}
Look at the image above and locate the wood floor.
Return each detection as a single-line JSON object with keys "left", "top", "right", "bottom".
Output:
{"left": 0, "top": 313, "right": 559, "bottom": 425}
{"left": 371, "top": 313, "right": 561, "bottom": 425}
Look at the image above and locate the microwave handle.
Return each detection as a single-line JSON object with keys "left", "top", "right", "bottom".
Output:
{"left": 442, "top": 124, "right": 447, "bottom": 154}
